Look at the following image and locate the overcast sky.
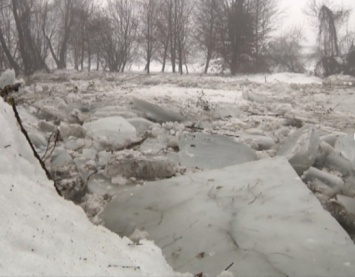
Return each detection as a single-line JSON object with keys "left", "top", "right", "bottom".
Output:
{"left": 279, "top": 0, "right": 355, "bottom": 44}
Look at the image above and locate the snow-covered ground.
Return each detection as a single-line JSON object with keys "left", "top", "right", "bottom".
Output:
{"left": 2, "top": 70, "right": 355, "bottom": 276}
{"left": 0, "top": 96, "right": 187, "bottom": 276}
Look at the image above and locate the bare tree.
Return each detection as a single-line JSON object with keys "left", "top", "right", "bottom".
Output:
{"left": 99, "top": 0, "right": 139, "bottom": 72}
{"left": 305, "top": 0, "right": 352, "bottom": 76}
{"left": 339, "top": 23, "right": 355, "bottom": 57}
{"left": 166, "top": 0, "right": 193, "bottom": 74}
{"left": 251, "top": 0, "right": 279, "bottom": 71}
{"left": 11, "top": 0, "right": 49, "bottom": 75}
{"left": 69, "top": 1, "right": 84, "bottom": 70}
{"left": 195, "top": 0, "right": 222, "bottom": 73}
{"left": 345, "top": 43, "right": 355, "bottom": 76}
{"left": 304, "top": 1, "right": 351, "bottom": 52}
{"left": 267, "top": 26, "right": 306, "bottom": 73}
{"left": 139, "top": 0, "right": 160, "bottom": 73}
{"left": 42, "top": 0, "right": 74, "bottom": 70}
{"left": 175, "top": 0, "right": 192, "bottom": 74}
{"left": 0, "top": 0, "right": 20, "bottom": 72}
{"left": 222, "top": 0, "right": 255, "bottom": 74}
{"left": 86, "top": 7, "right": 105, "bottom": 71}
{"left": 167, "top": 0, "right": 177, "bottom": 72}
{"left": 318, "top": 5, "right": 340, "bottom": 57}
{"left": 212, "top": 0, "right": 280, "bottom": 74}
{"left": 304, "top": 0, "right": 350, "bottom": 23}
{"left": 155, "top": 0, "right": 170, "bottom": 72}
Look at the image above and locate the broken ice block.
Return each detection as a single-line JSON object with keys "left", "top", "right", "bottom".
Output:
{"left": 132, "top": 97, "right": 184, "bottom": 122}
{"left": 83, "top": 116, "right": 137, "bottom": 150}
{"left": 302, "top": 167, "right": 344, "bottom": 189}
{"left": 324, "top": 151, "right": 354, "bottom": 177}
{"left": 276, "top": 125, "right": 320, "bottom": 174}
{"left": 335, "top": 134, "right": 355, "bottom": 167}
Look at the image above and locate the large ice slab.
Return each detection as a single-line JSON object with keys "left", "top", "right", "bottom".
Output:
{"left": 100, "top": 157, "right": 355, "bottom": 277}
{"left": 178, "top": 132, "right": 258, "bottom": 169}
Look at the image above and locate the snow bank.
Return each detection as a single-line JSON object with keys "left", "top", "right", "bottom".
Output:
{"left": 0, "top": 97, "right": 184, "bottom": 276}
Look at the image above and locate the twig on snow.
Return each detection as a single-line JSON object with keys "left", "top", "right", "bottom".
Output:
{"left": 225, "top": 262, "right": 234, "bottom": 271}
{"left": 7, "top": 97, "right": 62, "bottom": 196}
{"left": 41, "top": 129, "right": 60, "bottom": 162}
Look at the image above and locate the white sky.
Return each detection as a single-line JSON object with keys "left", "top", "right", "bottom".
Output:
{"left": 279, "top": 0, "right": 355, "bottom": 44}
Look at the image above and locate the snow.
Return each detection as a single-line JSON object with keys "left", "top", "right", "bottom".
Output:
{"left": 0, "top": 97, "right": 186, "bottom": 276}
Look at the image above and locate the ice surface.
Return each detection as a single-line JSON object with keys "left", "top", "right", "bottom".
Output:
{"left": 0, "top": 97, "right": 182, "bottom": 276}
{"left": 178, "top": 132, "right": 258, "bottom": 169}
{"left": 83, "top": 116, "right": 137, "bottom": 150}
{"left": 276, "top": 125, "right": 320, "bottom": 175}
{"left": 133, "top": 97, "right": 185, "bottom": 122}
{"left": 100, "top": 157, "right": 355, "bottom": 277}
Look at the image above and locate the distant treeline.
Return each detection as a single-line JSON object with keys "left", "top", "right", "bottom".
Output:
{"left": 0, "top": 0, "right": 354, "bottom": 76}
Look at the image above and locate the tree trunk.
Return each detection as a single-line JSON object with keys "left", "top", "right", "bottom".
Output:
{"left": 88, "top": 46, "right": 91, "bottom": 72}
{"left": 0, "top": 28, "right": 20, "bottom": 73}
{"left": 178, "top": 41, "right": 183, "bottom": 74}
{"left": 12, "top": 0, "right": 31, "bottom": 75}
{"left": 161, "top": 37, "right": 169, "bottom": 72}
{"left": 96, "top": 53, "right": 100, "bottom": 71}
{"left": 204, "top": 50, "right": 211, "bottom": 74}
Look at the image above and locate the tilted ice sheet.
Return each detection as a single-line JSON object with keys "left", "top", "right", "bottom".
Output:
{"left": 101, "top": 157, "right": 355, "bottom": 277}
